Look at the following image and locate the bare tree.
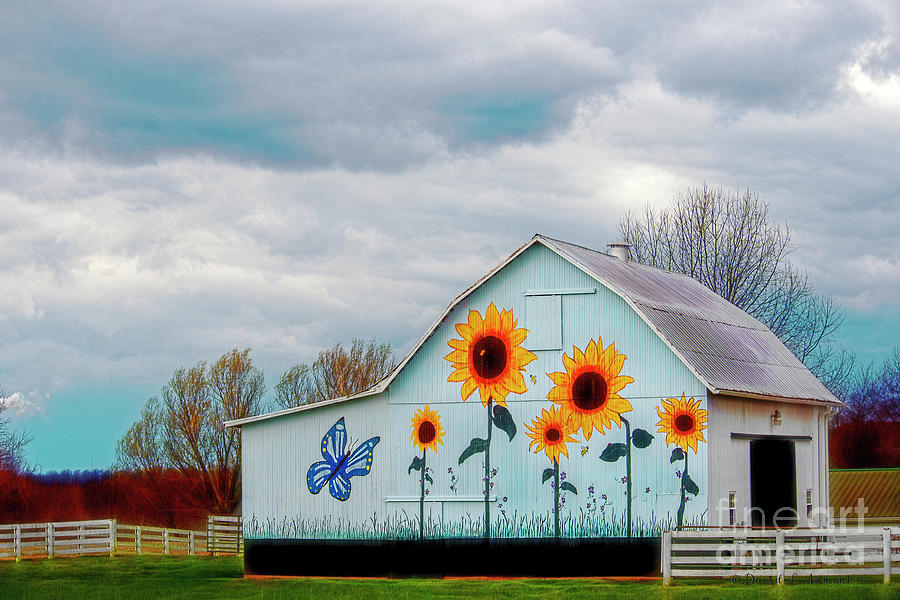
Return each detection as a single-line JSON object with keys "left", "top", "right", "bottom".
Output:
{"left": 115, "top": 397, "right": 166, "bottom": 473}
{"left": 273, "top": 364, "right": 317, "bottom": 410}
{"left": 830, "top": 350, "right": 900, "bottom": 467}
{"left": 834, "top": 349, "right": 900, "bottom": 426}
{"left": 116, "top": 348, "right": 265, "bottom": 513}
{"left": 618, "top": 185, "right": 849, "bottom": 392}
{"left": 273, "top": 338, "right": 396, "bottom": 410}
{"left": 0, "top": 400, "right": 30, "bottom": 473}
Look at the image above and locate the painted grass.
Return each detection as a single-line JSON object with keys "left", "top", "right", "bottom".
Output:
{"left": 244, "top": 509, "right": 707, "bottom": 540}
{"left": 0, "top": 555, "right": 897, "bottom": 599}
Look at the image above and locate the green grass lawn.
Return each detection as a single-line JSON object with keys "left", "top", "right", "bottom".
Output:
{"left": 0, "top": 555, "right": 898, "bottom": 599}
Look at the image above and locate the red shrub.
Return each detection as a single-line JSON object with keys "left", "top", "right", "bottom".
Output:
{"left": 0, "top": 468, "right": 226, "bottom": 529}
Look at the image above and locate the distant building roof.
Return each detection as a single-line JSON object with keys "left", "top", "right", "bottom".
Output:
{"left": 227, "top": 234, "right": 837, "bottom": 428}
{"left": 830, "top": 468, "right": 900, "bottom": 519}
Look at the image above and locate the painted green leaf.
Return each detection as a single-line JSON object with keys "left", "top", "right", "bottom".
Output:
{"left": 542, "top": 468, "right": 554, "bottom": 484}
{"left": 425, "top": 473, "right": 434, "bottom": 485}
{"left": 631, "top": 428, "right": 654, "bottom": 449}
{"left": 683, "top": 473, "right": 699, "bottom": 496}
{"left": 670, "top": 447, "right": 685, "bottom": 463}
{"left": 600, "top": 443, "right": 627, "bottom": 462}
{"left": 560, "top": 481, "right": 578, "bottom": 495}
{"left": 408, "top": 456, "right": 424, "bottom": 475}
{"left": 458, "top": 437, "right": 488, "bottom": 465}
{"left": 492, "top": 404, "right": 517, "bottom": 442}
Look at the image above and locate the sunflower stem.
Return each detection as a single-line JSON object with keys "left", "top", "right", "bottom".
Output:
{"left": 483, "top": 398, "right": 493, "bottom": 539}
{"left": 677, "top": 451, "right": 687, "bottom": 529}
{"left": 419, "top": 449, "right": 426, "bottom": 540}
{"left": 553, "top": 458, "right": 560, "bottom": 538}
{"left": 622, "top": 416, "right": 632, "bottom": 538}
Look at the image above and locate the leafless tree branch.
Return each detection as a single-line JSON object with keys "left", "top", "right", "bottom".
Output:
{"left": 618, "top": 185, "right": 847, "bottom": 392}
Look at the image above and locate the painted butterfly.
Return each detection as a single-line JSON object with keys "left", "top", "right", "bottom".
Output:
{"left": 306, "top": 417, "right": 380, "bottom": 502}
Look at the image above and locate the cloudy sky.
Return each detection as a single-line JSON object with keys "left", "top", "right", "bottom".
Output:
{"left": 1, "top": 1, "right": 898, "bottom": 472}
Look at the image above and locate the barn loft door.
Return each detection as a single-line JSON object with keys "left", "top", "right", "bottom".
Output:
{"left": 524, "top": 294, "right": 562, "bottom": 350}
{"left": 749, "top": 439, "right": 797, "bottom": 527}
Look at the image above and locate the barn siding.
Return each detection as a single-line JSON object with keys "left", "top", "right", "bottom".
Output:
{"left": 242, "top": 394, "right": 392, "bottom": 538}
{"left": 243, "top": 243, "right": 715, "bottom": 539}
{"left": 381, "top": 244, "right": 709, "bottom": 537}
{"left": 706, "top": 394, "right": 827, "bottom": 527}
{"left": 241, "top": 243, "right": 833, "bottom": 541}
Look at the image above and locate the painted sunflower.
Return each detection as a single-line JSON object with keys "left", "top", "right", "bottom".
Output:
{"left": 445, "top": 302, "right": 537, "bottom": 407}
{"left": 655, "top": 393, "right": 708, "bottom": 453}
{"left": 546, "top": 337, "right": 634, "bottom": 440}
{"left": 410, "top": 405, "right": 445, "bottom": 453}
{"left": 525, "top": 406, "right": 577, "bottom": 462}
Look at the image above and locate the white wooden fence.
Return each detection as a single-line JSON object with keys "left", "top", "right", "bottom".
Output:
{"left": 662, "top": 527, "right": 900, "bottom": 584}
{"left": 0, "top": 519, "right": 211, "bottom": 560}
{"left": 206, "top": 515, "right": 242, "bottom": 555}
{"left": 115, "top": 524, "right": 207, "bottom": 556}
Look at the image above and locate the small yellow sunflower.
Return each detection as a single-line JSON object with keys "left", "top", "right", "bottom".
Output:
{"left": 655, "top": 393, "right": 708, "bottom": 453}
{"left": 445, "top": 302, "right": 537, "bottom": 407}
{"left": 546, "top": 337, "right": 634, "bottom": 440}
{"left": 525, "top": 406, "right": 577, "bottom": 463}
{"left": 410, "top": 405, "right": 445, "bottom": 453}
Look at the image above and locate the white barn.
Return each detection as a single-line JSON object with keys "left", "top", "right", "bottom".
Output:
{"left": 226, "top": 235, "right": 839, "bottom": 575}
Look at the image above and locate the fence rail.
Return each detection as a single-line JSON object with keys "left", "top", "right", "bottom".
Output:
{"left": 0, "top": 519, "right": 234, "bottom": 560}
{"left": 207, "top": 515, "right": 243, "bottom": 555}
{"left": 662, "top": 526, "right": 900, "bottom": 584}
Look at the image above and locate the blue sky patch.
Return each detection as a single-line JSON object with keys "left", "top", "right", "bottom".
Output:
{"left": 10, "top": 27, "right": 306, "bottom": 163}
{"left": 444, "top": 95, "right": 555, "bottom": 144}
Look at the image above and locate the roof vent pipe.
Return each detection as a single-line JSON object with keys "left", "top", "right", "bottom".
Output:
{"left": 606, "top": 242, "right": 631, "bottom": 261}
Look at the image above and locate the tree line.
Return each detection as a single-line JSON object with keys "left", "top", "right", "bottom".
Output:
{"left": 114, "top": 341, "right": 396, "bottom": 514}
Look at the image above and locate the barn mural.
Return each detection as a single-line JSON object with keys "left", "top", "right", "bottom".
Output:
{"left": 233, "top": 235, "right": 837, "bottom": 561}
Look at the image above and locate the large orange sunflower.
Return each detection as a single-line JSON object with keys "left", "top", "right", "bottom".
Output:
{"left": 445, "top": 302, "right": 537, "bottom": 407}
{"left": 546, "top": 337, "right": 634, "bottom": 440}
{"left": 525, "top": 406, "right": 577, "bottom": 463}
{"left": 655, "top": 393, "right": 708, "bottom": 453}
{"left": 410, "top": 405, "right": 445, "bottom": 453}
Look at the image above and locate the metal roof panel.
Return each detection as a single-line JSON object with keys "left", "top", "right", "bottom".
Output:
{"left": 538, "top": 236, "right": 839, "bottom": 405}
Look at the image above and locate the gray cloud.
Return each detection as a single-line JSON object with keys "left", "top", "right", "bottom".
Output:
{"left": 0, "top": 1, "right": 898, "bottom": 469}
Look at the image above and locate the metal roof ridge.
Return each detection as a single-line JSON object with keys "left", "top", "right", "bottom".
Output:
{"left": 534, "top": 234, "right": 711, "bottom": 283}
{"left": 633, "top": 301, "right": 768, "bottom": 331}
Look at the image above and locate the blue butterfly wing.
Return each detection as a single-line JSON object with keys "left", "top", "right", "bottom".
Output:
{"left": 307, "top": 460, "right": 333, "bottom": 494}
{"left": 328, "top": 471, "right": 352, "bottom": 501}
{"left": 327, "top": 437, "right": 378, "bottom": 501}
{"left": 307, "top": 418, "right": 347, "bottom": 495}
{"left": 342, "top": 436, "right": 380, "bottom": 478}
{"left": 322, "top": 418, "right": 348, "bottom": 462}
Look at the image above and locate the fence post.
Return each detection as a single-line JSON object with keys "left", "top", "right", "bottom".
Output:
{"left": 776, "top": 530, "right": 785, "bottom": 584}
{"left": 136, "top": 526, "right": 142, "bottom": 555}
{"left": 662, "top": 530, "right": 673, "bottom": 585}
{"left": 14, "top": 524, "right": 21, "bottom": 562}
{"left": 189, "top": 530, "right": 195, "bottom": 555}
{"left": 47, "top": 523, "right": 54, "bottom": 558}
{"left": 164, "top": 529, "right": 169, "bottom": 555}
{"left": 110, "top": 519, "right": 117, "bottom": 557}
{"left": 884, "top": 528, "right": 892, "bottom": 585}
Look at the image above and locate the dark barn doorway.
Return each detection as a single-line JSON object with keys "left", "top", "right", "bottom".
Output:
{"left": 750, "top": 439, "right": 797, "bottom": 527}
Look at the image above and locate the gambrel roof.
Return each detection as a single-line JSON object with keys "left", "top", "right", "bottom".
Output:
{"left": 227, "top": 234, "right": 838, "bottom": 428}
